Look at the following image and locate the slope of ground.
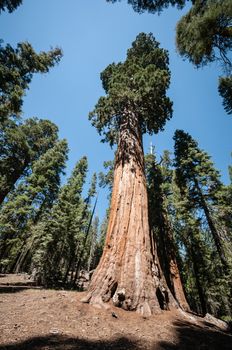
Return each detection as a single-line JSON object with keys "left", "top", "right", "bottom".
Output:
{"left": 0, "top": 274, "right": 231, "bottom": 349}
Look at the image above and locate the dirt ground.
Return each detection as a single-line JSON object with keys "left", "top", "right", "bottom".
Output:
{"left": 0, "top": 274, "right": 231, "bottom": 350}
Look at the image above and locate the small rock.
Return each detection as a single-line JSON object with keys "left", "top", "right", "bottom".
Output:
{"left": 49, "top": 328, "right": 60, "bottom": 334}
{"left": 112, "top": 312, "right": 118, "bottom": 318}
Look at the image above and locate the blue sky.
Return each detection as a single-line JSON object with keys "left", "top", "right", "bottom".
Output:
{"left": 1, "top": 0, "right": 231, "bottom": 220}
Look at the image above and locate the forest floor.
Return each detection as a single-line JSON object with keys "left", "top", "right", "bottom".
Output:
{"left": 0, "top": 274, "right": 231, "bottom": 350}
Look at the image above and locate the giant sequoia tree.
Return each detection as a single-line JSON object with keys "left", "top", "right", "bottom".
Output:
{"left": 83, "top": 33, "right": 178, "bottom": 316}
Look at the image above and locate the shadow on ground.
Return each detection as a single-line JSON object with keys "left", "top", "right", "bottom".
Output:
{"left": 0, "top": 321, "right": 231, "bottom": 350}
{"left": 0, "top": 335, "right": 138, "bottom": 350}
{"left": 159, "top": 320, "right": 232, "bottom": 350}
{"left": 0, "top": 285, "right": 42, "bottom": 293}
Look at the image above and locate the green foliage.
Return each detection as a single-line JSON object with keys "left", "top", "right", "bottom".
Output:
{"left": 0, "top": 0, "right": 22, "bottom": 12}
{"left": 0, "top": 41, "right": 62, "bottom": 122}
{"left": 0, "top": 117, "right": 59, "bottom": 204}
{"left": 31, "top": 157, "right": 98, "bottom": 287}
{"left": 173, "top": 129, "right": 222, "bottom": 204}
{"left": 0, "top": 140, "right": 68, "bottom": 272}
{"left": 218, "top": 76, "right": 232, "bottom": 115}
{"left": 173, "top": 130, "right": 232, "bottom": 316}
{"left": 89, "top": 33, "right": 172, "bottom": 146}
{"left": 176, "top": 0, "right": 232, "bottom": 114}
{"left": 99, "top": 160, "right": 114, "bottom": 198}
{"left": 106, "top": 0, "right": 187, "bottom": 14}
{"left": 176, "top": 0, "right": 232, "bottom": 67}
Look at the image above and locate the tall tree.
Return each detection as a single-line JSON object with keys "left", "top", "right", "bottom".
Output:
{"left": 31, "top": 157, "right": 90, "bottom": 287}
{"left": 173, "top": 129, "right": 231, "bottom": 272}
{"left": 0, "top": 118, "right": 58, "bottom": 205}
{"left": 83, "top": 33, "right": 178, "bottom": 316}
{"left": 145, "top": 151, "right": 189, "bottom": 311}
{"left": 0, "top": 41, "right": 62, "bottom": 122}
{"left": 0, "top": 0, "right": 22, "bottom": 12}
{"left": 0, "top": 139, "right": 68, "bottom": 272}
{"left": 172, "top": 173, "right": 231, "bottom": 317}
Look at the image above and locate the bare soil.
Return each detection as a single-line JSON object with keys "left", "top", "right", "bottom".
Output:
{"left": 0, "top": 274, "right": 231, "bottom": 349}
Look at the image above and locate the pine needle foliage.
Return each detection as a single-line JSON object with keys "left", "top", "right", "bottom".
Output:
{"left": 0, "top": 41, "right": 62, "bottom": 122}
{"left": 31, "top": 158, "right": 98, "bottom": 288}
{"left": 0, "top": 118, "right": 59, "bottom": 205}
{"left": 0, "top": 140, "right": 68, "bottom": 272}
{"left": 89, "top": 32, "right": 172, "bottom": 146}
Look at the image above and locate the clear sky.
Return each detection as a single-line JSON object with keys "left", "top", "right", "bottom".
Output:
{"left": 1, "top": 0, "right": 231, "bottom": 220}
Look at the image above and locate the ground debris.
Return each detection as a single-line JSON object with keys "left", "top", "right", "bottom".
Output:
{"left": 0, "top": 274, "right": 231, "bottom": 350}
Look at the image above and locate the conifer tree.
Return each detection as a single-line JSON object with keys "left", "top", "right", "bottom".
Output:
{"left": 0, "top": 118, "right": 59, "bottom": 205}
{"left": 31, "top": 157, "right": 90, "bottom": 287}
{"left": 0, "top": 41, "right": 62, "bottom": 122}
{"left": 172, "top": 176, "right": 231, "bottom": 317}
{"left": 83, "top": 33, "right": 178, "bottom": 316}
{"left": 173, "top": 130, "right": 231, "bottom": 272}
{"left": 145, "top": 151, "right": 189, "bottom": 311}
{"left": 0, "top": 139, "right": 68, "bottom": 272}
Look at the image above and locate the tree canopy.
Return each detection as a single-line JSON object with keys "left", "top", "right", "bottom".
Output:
{"left": 0, "top": 118, "right": 59, "bottom": 205}
{"left": 0, "top": 0, "right": 22, "bottom": 13}
{"left": 89, "top": 32, "right": 172, "bottom": 146}
{"left": 106, "top": 0, "right": 187, "bottom": 14}
{"left": 176, "top": 0, "right": 232, "bottom": 67}
{"left": 0, "top": 41, "right": 62, "bottom": 122}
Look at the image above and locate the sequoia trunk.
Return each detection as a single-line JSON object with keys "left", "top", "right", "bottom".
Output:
{"left": 82, "top": 111, "right": 177, "bottom": 316}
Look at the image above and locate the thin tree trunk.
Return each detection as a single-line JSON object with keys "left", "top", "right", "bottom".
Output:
{"left": 82, "top": 110, "right": 177, "bottom": 316}
{"left": 72, "top": 196, "right": 98, "bottom": 287}
{"left": 194, "top": 177, "right": 229, "bottom": 272}
{"left": 189, "top": 242, "right": 207, "bottom": 316}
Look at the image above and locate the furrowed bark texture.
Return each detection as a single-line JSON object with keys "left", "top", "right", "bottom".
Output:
{"left": 163, "top": 214, "right": 189, "bottom": 311}
{"left": 83, "top": 111, "right": 177, "bottom": 316}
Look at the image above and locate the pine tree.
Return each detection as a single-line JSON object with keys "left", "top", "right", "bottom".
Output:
{"left": 176, "top": 0, "right": 232, "bottom": 115}
{"left": 176, "top": 1, "right": 232, "bottom": 67}
{"left": 87, "top": 216, "right": 100, "bottom": 272}
{"left": 0, "top": 118, "right": 59, "bottom": 205}
{"left": 0, "top": 139, "right": 68, "bottom": 272}
{"left": 173, "top": 130, "right": 231, "bottom": 272}
{"left": 172, "top": 177, "right": 231, "bottom": 317}
{"left": 145, "top": 151, "right": 189, "bottom": 311}
{"left": 0, "top": 41, "right": 62, "bottom": 123}
{"left": 31, "top": 157, "right": 91, "bottom": 287}
{"left": 83, "top": 33, "right": 178, "bottom": 316}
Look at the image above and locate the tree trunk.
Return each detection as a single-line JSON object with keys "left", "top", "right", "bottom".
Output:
{"left": 164, "top": 219, "right": 190, "bottom": 312}
{"left": 82, "top": 110, "right": 177, "bottom": 316}
{"left": 193, "top": 177, "right": 229, "bottom": 272}
{"left": 189, "top": 241, "right": 207, "bottom": 316}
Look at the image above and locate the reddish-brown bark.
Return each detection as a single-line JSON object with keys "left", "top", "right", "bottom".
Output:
{"left": 82, "top": 112, "right": 177, "bottom": 316}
